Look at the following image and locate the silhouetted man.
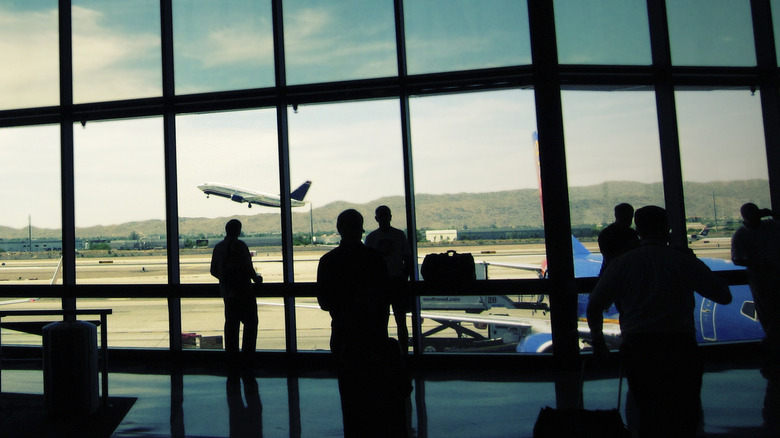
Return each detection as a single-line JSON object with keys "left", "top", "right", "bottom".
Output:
{"left": 588, "top": 206, "right": 731, "bottom": 437}
{"left": 211, "top": 219, "right": 263, "bottom": 368}
{"left": 732, "top": 202, "right": 780, "bottom": 374}
{"left": 317, "top": 209, "right": 408, "bottom": 437}
{"left": 366, "top": 205, "right": 414, "bottom": 354}
{"left": 597, "top": 203, "right": 639, "bottom": 275}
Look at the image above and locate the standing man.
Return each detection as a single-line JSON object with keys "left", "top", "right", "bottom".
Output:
{"left": 588, "top": 206, "right": 731, "bottom": 437}
{"left": 211, "top": 219, "right": 263, "bottom": 368}
{"left": 597, "top": 203, "right": 640, "bottom": 275}
{"left": 731, "top": 203, "right": 780, "bottom": 374}
{"left": 365, "top": 205, "right": 414, "bottom": 354}
{"left": 317, "top": 209, "right": 407, "bottom": 437}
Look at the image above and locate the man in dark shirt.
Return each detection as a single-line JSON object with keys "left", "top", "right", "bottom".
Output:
{"left": 589, "top": 206, "right": 731, "bottom": 437}
{"left": 598, "top": 203, "right": 640, "bottom": 275}
{"left": 210, "top": 219, "right": 262, "bottom": 368}
{"left": 317, "top": 209, "right": 407, "bottom": 437}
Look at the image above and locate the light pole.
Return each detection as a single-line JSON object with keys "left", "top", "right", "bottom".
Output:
{"left": 309, "top": 202, "right": 314, "bottom": 245}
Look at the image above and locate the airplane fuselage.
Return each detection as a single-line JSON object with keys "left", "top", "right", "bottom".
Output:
{"left": 198, "top": 182, "right": 308, "bottom": 208}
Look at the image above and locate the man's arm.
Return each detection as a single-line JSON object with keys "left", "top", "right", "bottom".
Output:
{"left": 209, "top": 245, "right": 221, "bottom": 280}
{"left": 587, "top": 271, "right": 617, "bottom": 356}
{"left": 689, "top": 258, "right": 732, "bottom": 305}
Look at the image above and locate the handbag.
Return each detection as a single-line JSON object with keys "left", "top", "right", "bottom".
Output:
{"left": 420, "top": 250, "right": 476, "bottom": 288}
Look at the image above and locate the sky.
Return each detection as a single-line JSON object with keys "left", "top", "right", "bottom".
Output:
{"left": 0, "top": 0, "right": 773, "bottom": 230}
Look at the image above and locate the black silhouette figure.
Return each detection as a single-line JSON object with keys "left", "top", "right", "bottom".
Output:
{"left": 597, "top": 203, "right": 639, "bottom": 275}
{"left": 731, "top": 202, "right": 780, "bottom": 376}
{"left": 211, "top": 219, "right": 263, "bottom": 368}
{"left": 365, "top": 205, "right": 414, "bottom": 354}
{"left": 588, "top": 206, "right": 732, "bottom": 437}
{"left": 227, "top": 372, "right": 263, "bottom": 438}
{"left": 317, "top": 209, "right": 410, "bottom": 437}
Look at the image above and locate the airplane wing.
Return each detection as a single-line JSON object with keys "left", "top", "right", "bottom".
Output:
{"left": 0, "top": 298, "right": 39, "bottom": 306}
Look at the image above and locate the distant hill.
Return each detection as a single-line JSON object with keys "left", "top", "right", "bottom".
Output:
{"left": 1, "top": 180, "right": 769, "bottom": 239}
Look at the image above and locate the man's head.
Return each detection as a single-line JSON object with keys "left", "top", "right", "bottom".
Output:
{"left": 375, "top": 205, "right": 392, "bottom": 227}
{"left": 225, "top": 219, "right": 242, "bottom": 238}
{"left": 634, "top": 206, "right": 668, "bottom": 241}
{"left": 740, "top": 202, "right": 761, "bottom": 228}
{"left": 337, "top": 209, "right": 364, "bottom": 241}
{"left": 614, "top": 203, "right": 634, "bottom": 225}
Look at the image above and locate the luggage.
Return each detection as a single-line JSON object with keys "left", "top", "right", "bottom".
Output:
{"left": 420, "top": 250, "right": 476, "bottom": 287}
{"left": 533, "top": 361, "right": 629, "bottom": 437}
{"left": 42, "top": 320, "right": 100, "bottom": 416}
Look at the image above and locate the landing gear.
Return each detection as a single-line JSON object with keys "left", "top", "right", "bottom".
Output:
{"left": 248, "top": 203, "right": 252, "bottom": 208}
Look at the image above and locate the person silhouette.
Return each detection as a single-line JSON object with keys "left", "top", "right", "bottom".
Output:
{"left": 731, "top": 202, "right": 780, "bottom": 375}
{"left": 317, "top": 209, "right": 409, "bottom": 437}
{"left": 365, "top": 206, "right": 414, "bottom": 354}
{"left": 597, "top": 203, "right": 639, "bottom": 275}
{"left": 210, "top": 219, "right": 263, "bottom": 368}
{"left": 588, "top": 206, "right": 731, "bottom": 437}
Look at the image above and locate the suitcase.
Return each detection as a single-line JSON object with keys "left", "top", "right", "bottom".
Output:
{"left": 420, "top": 250, "right": 476, "bottom": 287}
{"left": 533, "top": 361, "right": 629, "bottom": 437}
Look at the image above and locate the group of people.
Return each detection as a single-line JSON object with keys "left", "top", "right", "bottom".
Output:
{"left": 589, "top": 201, "right": 779, "bottom": 436}
{"left": 209, "top": 200, "right": 778, "bottom": 437}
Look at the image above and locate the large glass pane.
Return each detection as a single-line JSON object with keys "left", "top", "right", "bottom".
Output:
{"left": 288, "top": 99, "right": 405, "bottom": 351}
{"left": 675, "top": 89, "right": 767, "bottom": 344}
{"left": 404, "top": 0, "right": 531, "bottom": 75}
{"left": 0, "top": 0, "right": 59, "bottom": 110}
{"left": 72, "top": 0, "right": 162, "bottom": 103}
{"left": 562, "top": 89, "right": 664, "bottom": 274}
{"left": 410, "top": 90, "right": 544, "bottom": 353}
{"left": 554, "top": 0, "right": 651, "bottom": 65}
{"left": 0, "top": 125, "right": 61, "bottom": 346}
{"left": 666, "top": 0, "right": 756, "bottom": 67}
{"left": 173, "top": 0, "right": 274, "bottom": 94}
{"left": 74, "top": 117, "right": 167, "bottom": 285}
{"left": 177, "top": 109, "right": 286, "bottom": 352}
{"left": 283, "top": 0, "right": 397, "bottom": 85}
{"left": 773, "top": 0, "right": 780, "bottom": 65}
{"left": 74, "top": 117, "right": 168, "bottom": 349}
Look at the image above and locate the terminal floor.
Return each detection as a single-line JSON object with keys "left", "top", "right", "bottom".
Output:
{"left": 0, "top": 358, "right": 776, "bottom": 437}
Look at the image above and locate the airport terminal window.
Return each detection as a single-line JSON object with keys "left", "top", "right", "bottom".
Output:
{"left": 666, "top": 0, "right": 756, "bottom": 67}
{"left": 773, "top": 0, "right": 780, "bottom": 65}
{"left": 73, "top": 117, "right": 168, "bottom": 285}
{"left": 561, "top": 89, "right": 664, "bottom": 274}
{"left": 676, "top": 89, "right": 770, "bottom": 258}
{"left": 0, "top": 0, "right": 59, "bottom": 111}
{"left": 282, "top": 0, "right": 397, "bottom": 86}
{"left": 72, "top": 0, "right": 162, "bottom": 103}
{"left": 0, "top": 125, "right": 62, "bottom": 347}
{"left": 403, "top": 0, "right": 531, "bottom": 75}
{"left": 410, "top": 89, "right": 545, "bottom": 353}
{"left": 287, "top": 99, "right": 405, "bottom": 351}
{"left": 172, "top": 0, "right": 274, "bottom": 94}
{"left": 554, "top": 0, "right": 651, "bottom": 66}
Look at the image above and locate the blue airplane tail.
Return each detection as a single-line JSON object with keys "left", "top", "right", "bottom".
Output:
{"left": 291, "top": 181, "right": 311, "bottom": 201}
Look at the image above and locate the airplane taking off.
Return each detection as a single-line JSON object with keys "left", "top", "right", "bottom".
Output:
{"left": 198, "top": 181, "right": 311, "bottom": 208}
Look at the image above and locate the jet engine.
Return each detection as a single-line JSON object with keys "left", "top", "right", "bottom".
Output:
{"left": 230, "top": 194, "right": 244, "bottom": 203}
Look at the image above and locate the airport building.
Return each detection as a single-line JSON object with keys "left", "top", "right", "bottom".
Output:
{"left": 0, "top": 1, "right": 778, "bottom": 436}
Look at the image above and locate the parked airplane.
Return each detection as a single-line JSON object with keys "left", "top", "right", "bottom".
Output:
{"left": 198, "top": 181, "right": 311, "bottom": 208}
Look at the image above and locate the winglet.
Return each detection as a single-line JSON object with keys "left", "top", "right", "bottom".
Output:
{"left": 291, "top": 181, "right": 312, "bottom": 201}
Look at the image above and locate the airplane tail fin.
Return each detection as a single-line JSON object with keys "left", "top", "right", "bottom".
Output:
{"left": 291, "top": 181, "right": 311, "bottom": 201}
{"left": 700, "top": 228, "right": 710, "bottom": 236}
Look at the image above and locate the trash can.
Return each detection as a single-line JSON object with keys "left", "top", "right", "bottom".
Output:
{"left": 42, "top": 320, "right": 99, "bottom": 416}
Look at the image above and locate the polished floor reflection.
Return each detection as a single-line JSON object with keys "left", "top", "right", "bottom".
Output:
{"left": 0, "top": 355, "right": 775, "bottom": 437}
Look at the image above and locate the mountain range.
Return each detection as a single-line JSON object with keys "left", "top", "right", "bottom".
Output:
{"left": 1, "top": 180, "right": 769, "bottom": 239}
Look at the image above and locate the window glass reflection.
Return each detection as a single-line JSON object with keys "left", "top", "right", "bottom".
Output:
{"left": 173, "top": 0, "right": 274, "bottom": 94}
{"left": 772, "top": 0, "right": 780, "bottom": 65}
{"left": 288, "top": 99, "right": 405, "bottom": 351}
{"left": 72, "top": 0, "right": 162, "bottom": 103}
{"left": 411, "top": 90, "right": 544, "bottom": 354}
{"left": 283, "top": 0, "right": 397, "bottom": 85}
{"left": 74, "top": 118, "right": 167, "bottom": 284}
{"left": 404, "top": 0, "right": 531, "bottom": 74}
{"left": 0, "top": 0, "right": 59, "bottom": 110}
{"left": 554, "top": 0, "right": 651, "bottom": 65}
{"left": 666, "top": 0, "right": 756, "bottom": 67}
{"left": 562, "top": 90, "right": 664, "bottom": 276}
